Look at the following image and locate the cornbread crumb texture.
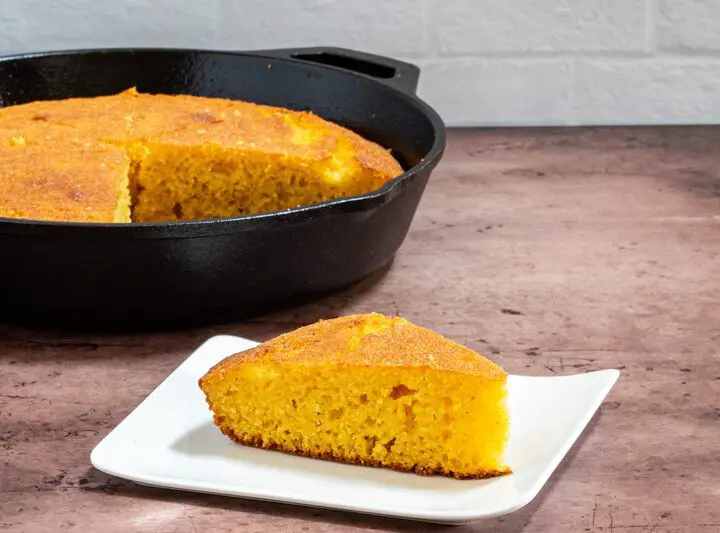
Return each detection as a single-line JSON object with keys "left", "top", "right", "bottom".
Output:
{"left": 0, "top": 89, "right": 403, "bottom": 223}
{"left": 199, "top": 313, "right": 511, "bottom": 479}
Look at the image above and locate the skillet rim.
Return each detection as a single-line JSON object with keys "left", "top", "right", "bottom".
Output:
{"left": 0, "top": 46, "right": 447, "bottom": 234}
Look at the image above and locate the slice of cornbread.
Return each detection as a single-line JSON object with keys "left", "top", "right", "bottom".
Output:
{"left": 0, "top": 141, "right": 132, "bottom": 223}
{"left": 128, "top": 93, "right": 403, "bottom": 222}
{"left": 198, "top": 313, "right": 512, "bottom": 479}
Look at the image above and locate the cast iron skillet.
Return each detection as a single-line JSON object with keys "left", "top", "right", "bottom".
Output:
{"left": 0, "top": 47, "right": 446, "bottom": 331}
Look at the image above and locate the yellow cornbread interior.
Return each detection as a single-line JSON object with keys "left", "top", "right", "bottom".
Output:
{"left": 199, "top": 313, "right": 511, "bottom": 479}
{"left": 129, "top": 136, "right": 394, "bottom": 222}
{"left": 0, "top": 89, "right": 404, "bottom": 223}
{"left": 113, "top": 168, "right": 132, "bottom": 223}
{"left": 127, "top": 93, "right": 401, "bottom": 222}
{"left": 204, "top": 365, "right": 509, "bottom": 478}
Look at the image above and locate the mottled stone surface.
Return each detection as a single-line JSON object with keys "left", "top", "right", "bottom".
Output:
{"left": 1, "top": 127, "right": 719, "bottom": 532}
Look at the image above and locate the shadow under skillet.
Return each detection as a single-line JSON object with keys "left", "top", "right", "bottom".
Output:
{"left": 0, "top": 256, "right": 396, "bottom": 336}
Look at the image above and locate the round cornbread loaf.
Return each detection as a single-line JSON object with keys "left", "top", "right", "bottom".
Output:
{"left": 0, "top": 89, "right": 403, "bottom": 223}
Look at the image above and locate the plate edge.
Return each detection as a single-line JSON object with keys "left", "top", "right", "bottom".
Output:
{"left": 88, "top": 343, "right": 621, "bottom": 523}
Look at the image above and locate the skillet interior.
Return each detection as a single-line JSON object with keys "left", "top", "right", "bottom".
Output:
{"left": 0, "top": 48, "right": 443, "bottom": 230}
{"left": 0, "top": 48, "right": 446, "bottom": 329}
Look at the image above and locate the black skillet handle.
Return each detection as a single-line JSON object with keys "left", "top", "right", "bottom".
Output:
{"left": 254, "top": 47, "right": 420, "bottom": 95}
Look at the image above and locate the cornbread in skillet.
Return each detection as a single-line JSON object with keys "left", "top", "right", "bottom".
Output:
{"left": 0, "top": 89, "right": 402, "bottom": 223}
{"left": 198, "top": 313, "right": 511, "bottom": 479}
{"left": 0, "top": 142, "right": 132, "bottom": 223}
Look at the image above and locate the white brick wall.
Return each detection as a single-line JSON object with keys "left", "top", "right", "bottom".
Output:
{"left": 1, "top": 0, "right": 719, "bottom": 126}
{"left": 572, "top": 59, "right": 720, "bottom": 125}
{"left": 438, "top": 0, "right": 649, "bottom": 54}
{"left": 658, "top": 0, "right": 720, "bottom": 53}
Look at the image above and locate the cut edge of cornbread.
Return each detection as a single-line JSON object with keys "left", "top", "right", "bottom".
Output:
{"left": 127, "top": 140, "right": 400, "bottom": 222}
{"left": 112, "top": 166, "right": 133, "bottom": 223}
{"left": 221, "top": 418, "right": 510, "bottom": 480}
{"left": 198, "top": 313, "right": 512, "bottom": 480}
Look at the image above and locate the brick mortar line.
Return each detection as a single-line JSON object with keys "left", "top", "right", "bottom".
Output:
{"left": 409, "top": 54, "right": 720, "bottom": 65}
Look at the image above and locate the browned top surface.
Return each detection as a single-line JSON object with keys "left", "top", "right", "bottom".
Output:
{"left": 0, "top": 89, "right": 136, "bottom": 145}
{"left": 131, "top": 92, "right": 402, "bottom": 178}
{"left": 0, "top": 142, "right": 129, "bottom": 222}
{"left": 0, "top": 90, "right": 402, "bottom": 222}
{"left": 0, "top": 120, "right": 80, "bottom": 148}
{"left": 0, "top": 91, "right": 134, "bottom": 222}
{"left": 1, "top": 127, "right": 719, "bottom": 532}
{"left": 201, "top": 313, "right": 507, "bottom": 384}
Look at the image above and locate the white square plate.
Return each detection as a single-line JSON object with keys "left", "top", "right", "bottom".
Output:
{"left": 91, "top": 335, "right": 619, "bottom": 525}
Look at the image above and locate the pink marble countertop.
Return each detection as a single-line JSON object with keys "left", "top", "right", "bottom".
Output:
{"left": 1, "top": 127, "right": 719, "bottom": 532}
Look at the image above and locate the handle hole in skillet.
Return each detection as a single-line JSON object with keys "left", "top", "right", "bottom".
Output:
{"left": 291, "top": 53, "right": 396, "bottom": 80}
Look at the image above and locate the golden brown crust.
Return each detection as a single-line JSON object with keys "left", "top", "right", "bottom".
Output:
{"left": 280, "top": 109, "right": 403, "bottom": 179}
{"left": 0, "top": 142, "right": 130, "bottom": 222}
{"left": 0, "top": 89, "right": 402, "bottom": 222}
{"left": 129, "top": 92, "right": 238, "bottom": 140}
{"left": 201, "top": 313, "right": 507, "bottom": 383}
{"left": 0, "top": 89, "right": 136, "bottom": 222}
{"left": 0, "top": 121, "right": 78, "bottom": 148}
{"left": 0, "top": 89, "right": 136, "bottom": 146}
{"left": 214, "top": 419, "right": 511, "bottom": 480}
